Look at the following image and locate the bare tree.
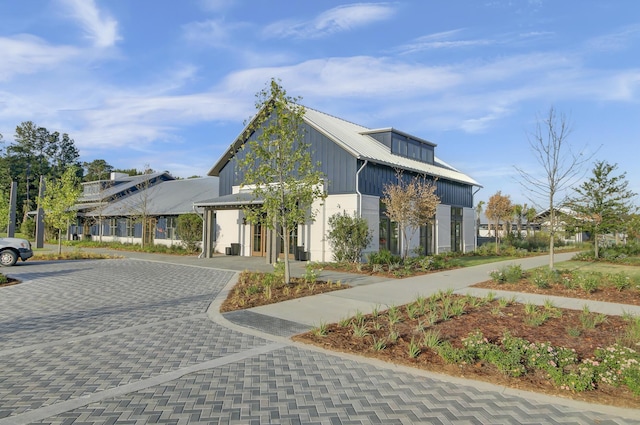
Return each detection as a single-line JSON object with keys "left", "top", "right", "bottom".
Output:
{"left": 515, "top": 107, "right": 593, "bottom": 269}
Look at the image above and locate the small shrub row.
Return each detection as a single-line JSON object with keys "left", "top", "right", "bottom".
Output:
{"left": 489, "top": 266, "right": 640, "bottom": 295}
{"left": 437, "top": 331, "right": 640, "bottom": 395}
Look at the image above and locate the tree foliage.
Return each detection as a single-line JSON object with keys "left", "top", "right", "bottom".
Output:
{"left": 237, "top": 78, "right": 326, "bottom": 283}
{"left": 327, "top": 211, "right": 372, "bottom": 263}
{"left": 514, "top": 107, "right": 593, "bottom": 269}
{"left": 485, "top": 191, "right": 513, "bottom": 253}
{"left": 1, "top": 121, "right": 81, "bottom": 220}
{"left": 177, "top": 213, "right": 203, "bottom": 253}
{"left": 83, "top": 159, "right": 113, "bottom": 182}
{"left": 567, "top": 161, "right": 637, "bottom": 258}
{"left": 41, "top": 166, "right": 81, "bottom": 254}
{"left": 382, "top": 173, "right": 440, "bottom": 259}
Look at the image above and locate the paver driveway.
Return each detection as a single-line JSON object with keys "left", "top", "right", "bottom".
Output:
{"left": 0, "top": 259, "right": 637, "bottom": 424}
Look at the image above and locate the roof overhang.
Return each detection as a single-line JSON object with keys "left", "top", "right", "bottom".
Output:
{"left": 194, "top": 192, "right": 264, "bottom": 210}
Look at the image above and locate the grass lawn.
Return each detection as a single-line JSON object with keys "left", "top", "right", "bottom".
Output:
{"left": 555, "top": 260, "right": 640, "bottom": 279}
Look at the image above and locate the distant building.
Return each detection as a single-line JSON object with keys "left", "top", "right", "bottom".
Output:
{"left": 72, "top": 172, "right": 218, "bottom": 247}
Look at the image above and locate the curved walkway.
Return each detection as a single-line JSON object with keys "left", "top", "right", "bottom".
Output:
{"left": 0, "top": 250, "right": 637, "bottom": 424}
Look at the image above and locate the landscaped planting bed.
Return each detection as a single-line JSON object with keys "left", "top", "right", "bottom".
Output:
{"left": 294, "top": 290, "right": 640, "bottom": 409}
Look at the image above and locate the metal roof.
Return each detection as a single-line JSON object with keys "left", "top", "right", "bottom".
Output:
{"left": 302, "top": 107, "right": 481, "bottom": 187}
{"left": 194, "top": 192, "right": 264, "bottom": 209}
{"left": 208, "top": 105, "right": 480, "bottom": 187}
{"left": 84, "top": 177, "right": 219, "bottom": 217}
{"left": 78, "top": 172, "right": 174, "bottom": 203}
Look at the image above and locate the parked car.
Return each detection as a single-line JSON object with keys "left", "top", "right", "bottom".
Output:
{"left": 0, "top": 237, "right": 34, "bottom": 266}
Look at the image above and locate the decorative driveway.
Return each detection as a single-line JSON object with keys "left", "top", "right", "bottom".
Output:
{"left": 0, "top": 259, "right": 637, "bottom": 424}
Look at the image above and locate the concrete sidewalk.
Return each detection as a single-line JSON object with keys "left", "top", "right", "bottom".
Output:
{"left": 248, "top": 252, "right": 640, "bottom": 327}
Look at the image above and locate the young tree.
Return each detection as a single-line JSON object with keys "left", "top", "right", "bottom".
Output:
{"left": 514, "top": 107, "right": 593, "bottom": 269}
{"left": 237, "top": 79, "right": 326, "bottom": 284}
{"left": 512, "top": 204, "right": 524, "bottom": 238}
{"left": 177, "top": 213, "right": 203, "bottom": 253}
{"left": 567, "top": 161, "right": 637, "bottom": 258}
{"left": 41, "top": 166, "right": 81, "bottom": 254}
{"left": 485, "top": 191, "right": 513, "bottom": 253}
{"left": 326, "top": 211, "right": 372, "bottom": 263}
{"left": 0, "top": 189, "right": 9, "bottom": 233}
{"left": 121, "top": 165, "right": 158, "bottom": 248}
{"left": 382, "top": 173, "right": 440, "bottom": 259}
{"left": 525, "top": 205, "right": 537, "bottom": 238}
{"left": 475, "top": 200, "right": 485, "bottom": 237}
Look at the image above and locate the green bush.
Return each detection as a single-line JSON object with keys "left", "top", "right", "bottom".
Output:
{"left": 367, "top": 249, "right": 401, "bottom": 266}
{"left": 176, "top": 213, "right": 203, "bottom": 253}
{"left": 20, "top": 218, "right": 36, "bottom": 239}
{"left": 327, "top": 211, "right": 372, "bottom": 263}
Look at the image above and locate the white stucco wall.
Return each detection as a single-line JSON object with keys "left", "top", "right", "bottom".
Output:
{"left": 463, "top": 207, "right": 476, "bottom": 253}
{"left": 215, "top": 209, "right": 246, "bottom": 255}
{"left": 308, "top": 194, "right": 358, "bottom": 262}
{"left": 436, "top": 204, "right": 451, "bottom": 253}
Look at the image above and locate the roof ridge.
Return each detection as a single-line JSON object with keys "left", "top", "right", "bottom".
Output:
{"left": 302, "top": 105, "right": 371, "bottom": 130}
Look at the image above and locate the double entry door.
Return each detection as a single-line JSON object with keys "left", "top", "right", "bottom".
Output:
{"left": 250, "top": 222, "right": 297, "bottom": 259}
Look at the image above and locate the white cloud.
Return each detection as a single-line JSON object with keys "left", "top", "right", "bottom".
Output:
{"left": 264, "top": 3, "right": 395, "bottom": 39}
{"left": 0, "top": 35, "right": 79, "bottom": 82}
{"left": 398, "top": 30, "right": 495, "bottom": 54}
{"left": 58, "top": 0, "right": 120, "bottom": 48}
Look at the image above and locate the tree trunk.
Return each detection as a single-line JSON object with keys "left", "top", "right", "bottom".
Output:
{"left": 549, "top": 208, "right": 555, "bottom": 270}
{"left": 282, "top": 223, "right": 291, "bottom": 284}
{"left": 57, "top": 229, "right": 62, "bottom": 255}
{"left": 594, "top": 231, "right": 599, "bottom": 259}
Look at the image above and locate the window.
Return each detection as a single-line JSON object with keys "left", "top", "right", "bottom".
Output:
{"left": 390, "top": 134, "right": 434, "bottom": 165}
{"left": 166, "top": 217, "right": 177, "bottom": 240}
{"left": 126, "top": 219, "right": 135, "bottom": 237}
{"left": 451, "top": 207, "right": 463, "bottom": 252}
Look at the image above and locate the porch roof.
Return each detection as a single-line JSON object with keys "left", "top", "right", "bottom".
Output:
{"left": 194, "top": 192, "right": 264, "bottom": 210}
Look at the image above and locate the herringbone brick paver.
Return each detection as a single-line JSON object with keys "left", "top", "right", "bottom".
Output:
{"left": 36, "top": 346, "right": 638, "bottom": 425}
{"left": 2, "top": 259, "right": 638, "bottom": 424}
{"left": 0, "top": 260, "right": 233, "bottom": 349}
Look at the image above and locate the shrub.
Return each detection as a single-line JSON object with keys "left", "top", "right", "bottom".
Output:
{"left": 327, "top": 211, "right": 372, "bottom": 263}
{"left": 574, "top": 271, "right": 601, "bottom": 293}
{"left": 367, "top": 249, "right": 401, "bottom": 266}
{"left": 176, "top": 213, "right": 203, "bottom": 253}
{"left": 489, "top": 264, "right": 523, "bottom": 283}
{"left": 609, "top": 272, "right": 631, "bottom": 291}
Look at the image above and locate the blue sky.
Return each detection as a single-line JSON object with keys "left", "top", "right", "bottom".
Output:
{"left": 1, "top": 0, "right": 639, "bottom": 208}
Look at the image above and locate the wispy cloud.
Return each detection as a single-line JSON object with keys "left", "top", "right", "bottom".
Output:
{"left": 586, "top": 24, "right": 640, "bottom": 52}
{"left": 58, "top": 0, "right": 120, "bottom": 48}
{"left": 398, "top": 29, "right": 495, "bottom": 54}
{"left": 0, "top": 35, "right": 78, "bottom": 81}
{"left": 263, "top": 3, "right": 395, "bottom": 39}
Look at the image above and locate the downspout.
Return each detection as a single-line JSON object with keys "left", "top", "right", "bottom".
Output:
{"left": 355, "top": 159, "right": 368, "bottom": 218}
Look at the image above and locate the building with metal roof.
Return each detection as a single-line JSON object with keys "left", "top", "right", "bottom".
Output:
{"left": 196, "top": 105, "right": 481, "bottom": 262}
{"left": 72, "top": 173, "right": 218, "bottom": 247}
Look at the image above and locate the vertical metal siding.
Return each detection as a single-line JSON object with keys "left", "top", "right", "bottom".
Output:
{"left": 218, "top": 123, "right": 356, "bottom": 196}
{"left": 359, "top": 163, "right": 473, "bottom": 208}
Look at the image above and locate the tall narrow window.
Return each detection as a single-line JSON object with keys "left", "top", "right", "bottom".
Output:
{"left": 451, "top": 207, "right": 463, "bottom": 252}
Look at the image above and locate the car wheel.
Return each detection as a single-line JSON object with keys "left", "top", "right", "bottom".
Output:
{"left": 0, "top": 250, "right": 18, "bottom": 267}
